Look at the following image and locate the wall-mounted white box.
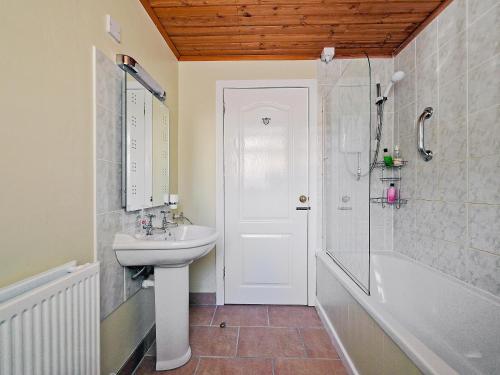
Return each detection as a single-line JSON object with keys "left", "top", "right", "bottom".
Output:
{"left": 106, "top": 14, "right": 121, "bottom": 43}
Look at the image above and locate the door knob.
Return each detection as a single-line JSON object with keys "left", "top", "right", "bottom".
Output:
{"left": 299, "top": 195, "right": 308, "bottom": 203}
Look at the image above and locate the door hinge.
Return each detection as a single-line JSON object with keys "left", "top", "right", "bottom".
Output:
{"left": 223, "top": 101, "right": 226, "bottom": 115}
{"left": 223, "top": 267, "right": 226, "bottom": 278}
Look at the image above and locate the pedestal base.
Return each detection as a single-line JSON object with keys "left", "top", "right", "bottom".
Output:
{"left": 154, "top": 264, "right": 191, "bottom": 370}
{"left": 156, "top": 346, "right": 191, "bottom": 371}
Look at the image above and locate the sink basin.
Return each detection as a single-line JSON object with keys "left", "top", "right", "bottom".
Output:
{"left": 112, "top": 224, "right": 218, "bottom": 371}
{"left": 113, "top": 225, "right": 218, "bottom": 267}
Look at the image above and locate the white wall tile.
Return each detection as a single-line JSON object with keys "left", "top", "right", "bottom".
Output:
{"left": 433, "top": 239, "right": 468, "bottom": 280}
{"left": 96, "top": 160, "right": 122, "bottom": 214}
{"left": 467, "top": 4, "right": 500, "bottom": 70}
{"left": 396, "top": 40, "right": 416, "bottom": 73}
{"left": 468, "top": 154, "right": 500, "bottom": 204}
{"left": 468, "top": 55, "right": 500, "bottom": 114}
{"left": 439, "top": 76, "right": 467, "bottom": 123}
{"left": 438, "top": 115, "right": 467, "bottom": 162}
{"left": 416, "top": 157, "right": 439, "bottom": 200}
{"left": 438, "top": 30, "right": 467, "bottom": 86}
{"left": 468, "top": 105, "right": 500, "bottom": 158}
{"left": 436, "top": 201, "right": 467, "bottom": 244}
{"left": 97, "top": 212, "right": 124, "bottom": 319}
{"left": 416, "top": 20, "right": 438, "bottom": 65}
{"left": 438, "top": 160, "right": 467, "bottom": 202}
{"left": 469, "top": 204, "right": 500, "bottom": 255}
{"left": 438, "top": 0, "right": 467, "bottom": 45}
{"left": 465, "top": 248, "right": 500, "bottom": 295}
{"left": 416, "top": 52, "right": 438, "bottom": 113}
{"left": 468, "top": 0, "right": 499, "bottom": 24}
{"left": 395, "top": 69, "right": 416, "bottom": 108}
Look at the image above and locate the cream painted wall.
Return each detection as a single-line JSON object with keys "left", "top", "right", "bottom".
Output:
{"left": 0, "top": 0, "right": 178, "bottom": 373}
{"left": 178, "top": 61, "right": 317, "bottom": 292}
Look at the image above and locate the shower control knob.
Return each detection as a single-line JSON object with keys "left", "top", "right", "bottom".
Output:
{"left": 299, "top": 195, "right": 308, "bottom": 203}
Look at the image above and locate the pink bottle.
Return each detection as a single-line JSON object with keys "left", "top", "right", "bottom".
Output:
{"left": 387, "top": 183, "right": 397, "bottom": 204}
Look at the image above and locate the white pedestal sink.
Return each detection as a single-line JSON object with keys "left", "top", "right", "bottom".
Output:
{"left": 113, "top": 225, "right": 218, "bottom": 370}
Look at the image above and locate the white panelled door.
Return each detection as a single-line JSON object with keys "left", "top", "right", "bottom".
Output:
{"left": 224, "top": 87, "right": 309, "bottom": 305}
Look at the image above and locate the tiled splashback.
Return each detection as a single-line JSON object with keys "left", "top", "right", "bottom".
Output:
{"left": 393, "top": 0, "right": 500, "bottom": 297}
{"left": 95, "top": 49, "right": 164, "bottom": 319}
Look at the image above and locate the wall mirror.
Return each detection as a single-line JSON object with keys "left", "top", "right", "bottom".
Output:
{"left": 119, "top": 56, "right": 169, "bottom": 211}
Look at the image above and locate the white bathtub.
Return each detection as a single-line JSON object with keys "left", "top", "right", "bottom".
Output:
{"left": 317, "top": 251, "right": 500, "bottom": 375}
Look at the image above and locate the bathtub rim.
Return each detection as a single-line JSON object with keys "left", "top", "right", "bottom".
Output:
{"left": 317, "top": 251, "right": 459, "bottom": 375}
{"left": 371, "top": 251, "right": 500, "bottom": 305}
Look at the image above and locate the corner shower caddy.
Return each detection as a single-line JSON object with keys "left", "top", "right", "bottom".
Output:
{"left": 370, "top": 161, "right": 408, "bottom": 208}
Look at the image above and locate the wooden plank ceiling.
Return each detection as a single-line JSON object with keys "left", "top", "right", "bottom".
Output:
{"left": 139, "top": 0, "right": 452, "bottom": 61}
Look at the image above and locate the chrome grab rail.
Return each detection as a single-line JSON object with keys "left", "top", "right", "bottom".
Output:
{"left": 418, "top": 107, "right": 433, "bottom": 162}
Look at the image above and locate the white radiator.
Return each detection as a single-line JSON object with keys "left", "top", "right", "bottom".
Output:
{"left": 0, "top": 261, "right": 100, "bottom": 375}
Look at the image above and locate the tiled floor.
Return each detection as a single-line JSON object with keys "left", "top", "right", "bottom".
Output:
{"left": 134, "top": 305, "right": 347, "bottom": 375}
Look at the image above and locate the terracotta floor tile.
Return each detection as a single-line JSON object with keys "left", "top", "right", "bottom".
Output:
{"left": 269, "top": 306, "right": 322, "bottom": 328}
{"left": 133, "top": 355, "right": 199, "bottom": 374}
{"left": 274, "top": 358, "right": 344, "bottom": 375}
{"left": 189, "top": 306, "right": 216, "bottom": 326}
{"left": 189, "top": 326, "right": 238, "bottom": 357}
{"left": 300, "top": 328, "right": 339, "bottom": 359}
{"left": 334, "top": 366, "right": 349, "bottom": 375}
{"left": 237, "top": 327, "right": 305, "bottom": 358}
{"left": 212, "top": 305, "right": 268, "bottom": 327}
{"left": 196, "top": 357, "right": 273, "bottom": 375}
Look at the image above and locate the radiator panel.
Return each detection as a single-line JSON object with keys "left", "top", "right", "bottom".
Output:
{"left": 0, "top": 263, "right": 100, "bottom": 375}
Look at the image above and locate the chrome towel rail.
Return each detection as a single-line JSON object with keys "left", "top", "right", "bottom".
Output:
{"left": 418, "top": 107, "right": 433, "bottom": 162}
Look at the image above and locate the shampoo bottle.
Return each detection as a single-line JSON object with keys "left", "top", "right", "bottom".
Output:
{"left": 383, "top": 148, "right": 393, "bottom": 167}
{"left": 387, "top": 183, "right": 397, "bottom": 204}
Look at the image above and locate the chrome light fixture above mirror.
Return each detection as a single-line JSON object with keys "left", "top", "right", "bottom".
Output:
{"left": 116, "top": 54, "right": 166, "bottom": 102}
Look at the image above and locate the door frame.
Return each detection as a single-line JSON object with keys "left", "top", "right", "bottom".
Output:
{"left": 215, "top": 79, "right": 319, "bottom": 306}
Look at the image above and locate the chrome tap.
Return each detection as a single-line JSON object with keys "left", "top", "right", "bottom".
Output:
{"left": 160, "top": 210, "right": 178, "bottom": 229}
{"left": 143, "top": 214, "right": 156, "bottom": 235}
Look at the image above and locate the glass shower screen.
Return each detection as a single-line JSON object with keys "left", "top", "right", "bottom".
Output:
{"left": 323, "top": 57, "right": 371, "bottom": 294}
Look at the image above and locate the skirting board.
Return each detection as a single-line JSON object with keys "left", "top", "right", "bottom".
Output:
{"left": 189, "top": 292, "right": 216, "bottom": 305}
{"left": 316, "top": 302, "right": 359, "bottom": 375}
{"left": 117, "top": 324, "right": 156, "bottom": 375}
